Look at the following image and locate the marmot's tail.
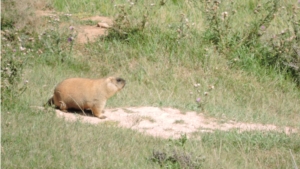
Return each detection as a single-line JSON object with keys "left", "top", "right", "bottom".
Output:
{"left": 44, "top": 97, "right": 54, "bottom": 107}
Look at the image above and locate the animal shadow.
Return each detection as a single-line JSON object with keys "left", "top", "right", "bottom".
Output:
{"left": 58, "top": 108, "right": 96, "bottom": 117}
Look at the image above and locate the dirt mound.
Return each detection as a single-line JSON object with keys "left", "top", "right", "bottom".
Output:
{"left": 77, "top": 16, "right": 113, "bottom": 43}
{"left": 55, "top": 107, "right": 298, "bottom": 139}
{"left": 35, "top": 10, "right": 112, "bottom": 43}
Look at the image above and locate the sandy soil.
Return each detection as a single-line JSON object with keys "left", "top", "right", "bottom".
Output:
{"left": 55, "top": 107, "right": 298, "bottom": 139}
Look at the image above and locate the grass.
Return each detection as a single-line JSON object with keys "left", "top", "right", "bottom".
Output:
{"left": 2, "top": 108, "right": 300, "bottom": 168}
{"left": 1, "top": 0, "right": 300, "bottom": 168}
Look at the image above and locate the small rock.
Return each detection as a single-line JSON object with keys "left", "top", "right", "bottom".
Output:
{"left": 97, "top": 22, "right": 110, "bottom": 28}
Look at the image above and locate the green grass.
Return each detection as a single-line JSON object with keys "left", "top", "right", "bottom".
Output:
{"left": 1, "top": 0, "right": 300, "bottom": 168}
{"left": 2, "top": 109, "right": 300, "bottom": 168}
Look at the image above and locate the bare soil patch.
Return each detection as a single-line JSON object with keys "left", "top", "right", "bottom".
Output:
{"left": 55, "top": 107, "right": 298, "bottom": 139}
{"left": 76, "top": 25, "right": 108, "bottom": 43}
{"left": 77, "top": 16, "right": 113, "bottom": 43}
{"left": 35, "top": 10, "right": 55, "bottom": 17}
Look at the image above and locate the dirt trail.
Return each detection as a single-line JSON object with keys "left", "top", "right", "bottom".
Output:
{"left": 56, "top": 107, "right": 298, "bottom": 139}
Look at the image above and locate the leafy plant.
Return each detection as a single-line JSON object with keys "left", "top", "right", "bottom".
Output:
{"left": 151, "top": 134, "right": 204, "bottom": 169}
{"left": 106, "top": 3, "right": 149, "bottom": 40}
{"left": 1, "top": 29, "right": 30, "bottom": 108}
{"left": 38, "top": 14, "right": 77, "bottom": 63}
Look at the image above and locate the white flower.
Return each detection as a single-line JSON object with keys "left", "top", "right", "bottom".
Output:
{"left": 194, "top": 83, "right": 200, "bottom": 87}
{"left": 20, "top": 46, "right": 26, "bottom": 51}
{"left": 221, "top": 11, "right": 228, "bottom": 20}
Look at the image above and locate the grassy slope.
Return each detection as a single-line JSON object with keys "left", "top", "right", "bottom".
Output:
{"left": 2, "top": 0, "right": 300, "bottom": 168}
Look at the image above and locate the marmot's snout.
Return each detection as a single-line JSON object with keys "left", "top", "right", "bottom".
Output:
{"left": 116, "top": 78, "right": 126, "bottom": 87}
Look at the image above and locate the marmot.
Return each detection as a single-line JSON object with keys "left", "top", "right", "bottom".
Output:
{"left": 48, "top": 77, "right": 126, "bottom": 119}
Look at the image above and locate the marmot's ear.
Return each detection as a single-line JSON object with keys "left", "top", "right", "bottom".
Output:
{"left": 106, "top": 77, "right": 113, "bottom": 82}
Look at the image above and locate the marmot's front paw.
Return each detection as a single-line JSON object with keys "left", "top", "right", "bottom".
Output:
{"left": 99, "top": 115, "right": 107, "bottom": 119}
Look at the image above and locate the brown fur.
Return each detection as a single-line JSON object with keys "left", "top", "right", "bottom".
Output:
{"left": 49, "top": 77, "right": 125, "bottom": 119}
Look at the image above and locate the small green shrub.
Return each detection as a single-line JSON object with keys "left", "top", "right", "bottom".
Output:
{"left": 105, "top": 3, "right": 148, "bottom": 40}
{"left": 151, "top": 134, "right": 204, "bottom": 169}
{"left": 104, "top": 1, "right": 166, "bottom": 41}
{"left": 1, "top": 29, "right": 30, "bottom": 108}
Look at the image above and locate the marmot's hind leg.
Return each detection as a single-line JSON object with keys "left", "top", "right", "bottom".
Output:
{"left": 59, "top": 101, "right": 68, "bottom": 112}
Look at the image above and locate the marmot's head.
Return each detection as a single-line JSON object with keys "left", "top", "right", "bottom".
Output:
{"left": 105, "top": 77, "right": 126, "bottom": 98}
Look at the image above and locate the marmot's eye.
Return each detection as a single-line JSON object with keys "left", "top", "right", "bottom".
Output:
{"left": 116, "top": 78, "right": 124, "bottom": 83}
